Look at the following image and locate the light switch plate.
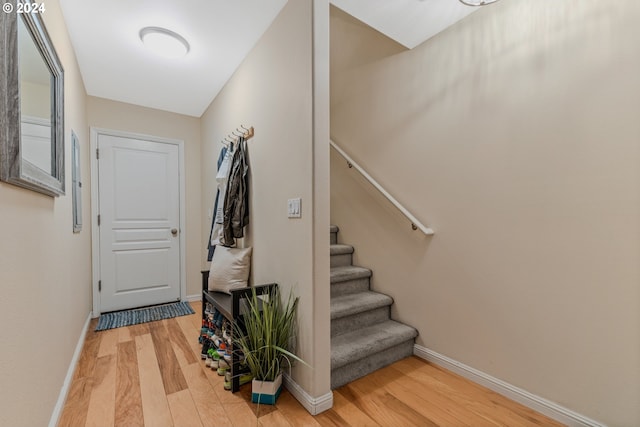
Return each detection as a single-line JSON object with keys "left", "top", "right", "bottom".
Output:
{"left": 288, "top": 198, "right": 301, "bottom": 218}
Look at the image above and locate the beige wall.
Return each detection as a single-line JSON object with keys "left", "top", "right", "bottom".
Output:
{"left": 330, "top": 2, "right": 640, "bottom": 426}
{"left": 0, "top": 1, "right": 92, "bottom": 426}
{"left": 201, "top": 0, "right": 331, "bottom": 398}
{"left": 87, "top": 96, "right": 202, "bottom": 297}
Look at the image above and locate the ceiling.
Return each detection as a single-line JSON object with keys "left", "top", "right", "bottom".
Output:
{"left": 59, "top": 0, "right": 478, "bottom": 118}
{"left": 331, "top": 0, "right": 478, "bottom": 49}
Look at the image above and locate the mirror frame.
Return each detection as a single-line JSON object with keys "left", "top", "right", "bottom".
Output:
{"left": 0, "top": 2, "right": 65, "bottom": 197}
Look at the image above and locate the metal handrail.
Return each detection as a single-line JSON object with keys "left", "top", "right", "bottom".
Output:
{"left": 330, "top": 140, "right": 434, "bottom": 236}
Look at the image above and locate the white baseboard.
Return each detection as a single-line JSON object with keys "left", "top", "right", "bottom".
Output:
{"left": 283, "top": 373, "right": 333, "bottom": 415}
{"left": 49, "top": 312, "right": 93, "bottom": 427}
{"left": 413, "top": 345, "right": 606, "bottom": 427}
{"left": 184, "top": 294, "right": 201, "bottom": 302}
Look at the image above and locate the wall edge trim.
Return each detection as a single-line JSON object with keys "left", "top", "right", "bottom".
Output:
{"left": 283, "top": 372, "right": 333, "bottom": 415}
{"left": 48, "top": 311, "right": 92, "bottom": 427}
{"left": 184, "top": 294, "right": 201, "bottom": 302}
{"left": 413, "top": 345, "right": 606, "bottom": 427}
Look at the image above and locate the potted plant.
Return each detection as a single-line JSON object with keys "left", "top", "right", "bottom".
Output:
{"left": 233, "top": 286, "right": 308, "bottom": 404}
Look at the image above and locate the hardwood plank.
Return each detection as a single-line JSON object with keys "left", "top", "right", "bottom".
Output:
{"left": 424, "top": 362, "right": 565, "bottom": 427}
{"left": 175, "top": 314, "right": 204, "bottom": 362}
{"left": 373, "top": 364, "right": 502, "bottom": 427}
{"left": 167, "top": 389, "right": 204, "bottom": 427}
{"left": 222, "top": 402, "right": 259, "bottom": 427}
{"left": 239, "top": 381, "right": 278, "bottom": 418}
{"left": 343, "top": 377, "right": 438, "bottom": 427}
{"left": 97, "top": 329, "right": 119, "bottom": 357}
{"left": 136, "top": 334, "right": 174, "bottom": 427}
{"left": 371, "top": 365, "right": 472, "bottom": 427}
{"left": 149, "top": 320, "right": 188, "bottom": 394}
{"left": 166, "top": 318, "right": 198, "bottom": 366}
{"left": 188, "top": 302, "right": 203, "bottom": 330}
{"left": 58, "top": 323, "right": 100, "bottom": 427}
{"left": 57, "top": 376, "right": 92, "bottom": 427}
{"left": 115, "top": 341, "right": 144, "bottom": 427}
{"left": 74, "top": 325, "right": 101, "bottom": 380}
{"left": 85, "top": 355, "right": 117, "bottom": 427}
{"left": 118, "top": 326, "right": 132, "bottom": 343}
{"left": 128, "top": 322, "right": 150, "bottom": 337}
{"left": 315, "top": 409, "right": 350, "bottom": 427}
{"left": 258, "top": 410, "right": 294, "bottom": 427}
{"left": 182, "top": 363, "right": 233, "bottom": 427}
{"left": 89, "top": 318, "right": 99, "bottom": 330}
{"left": 204, "top": 364, "right": 247, "bottom": 405}
{"left": 400, "top": 358, "right": 560, "bottom": 427}
{"left": 331, "top": 389, "right": 381, "bottom": 427}
{"left": 274, "top": 390, "right": 323, "bottom": 427}
{"left": 63, "top": 312, "right": 566, "bottom": 427}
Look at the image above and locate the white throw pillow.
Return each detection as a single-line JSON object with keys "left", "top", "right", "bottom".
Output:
{"left": 208, "top": 246, "right": 252, "bottom": 294}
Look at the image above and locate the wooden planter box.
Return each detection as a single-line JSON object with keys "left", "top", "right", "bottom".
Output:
{"left": 251, "top": 373, "right": 282, "bottom": 405}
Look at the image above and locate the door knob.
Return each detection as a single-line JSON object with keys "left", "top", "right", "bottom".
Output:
{"left": 171, "top": 228, "right": 178, "bottom": 236}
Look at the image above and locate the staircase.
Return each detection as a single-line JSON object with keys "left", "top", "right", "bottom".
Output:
{"left": 330, "top": 225, "right": 418, "bottom": 389}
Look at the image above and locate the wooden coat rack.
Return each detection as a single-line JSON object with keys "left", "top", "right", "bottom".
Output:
{"left": 222, "top": 125, "right": 254, "bottom": 146}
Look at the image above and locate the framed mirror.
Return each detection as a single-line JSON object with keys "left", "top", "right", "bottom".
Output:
{"left": 0, "top": 1, "right": 65, "bottom": 197}
{"left": 71, "top": 130, "right": 82, "bottom": 232}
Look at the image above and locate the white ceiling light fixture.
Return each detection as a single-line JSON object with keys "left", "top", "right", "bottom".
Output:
{"left": 458, "top": 0, "right": 500, "bottom": 6}
{"left": 139, "top": 26, "right": 190, "bottom": 58}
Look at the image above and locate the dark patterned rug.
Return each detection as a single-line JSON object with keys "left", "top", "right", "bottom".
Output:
{"left": 95, "top": 301, "right": 195, "bottom": 331}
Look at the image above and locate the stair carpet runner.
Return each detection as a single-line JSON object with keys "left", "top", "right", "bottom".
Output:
{"left": 330, "top": 225, "right": 418, "bottom": 389}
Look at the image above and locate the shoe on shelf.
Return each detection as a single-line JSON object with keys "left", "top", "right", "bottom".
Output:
{"left": 223, "top": 372, "right": 253, "bottom": 391}
{"left": 201, "top": 338, "right": 213, "bottom": 360}
{"left": 207, "top": 348, "right": 221, "bottom": 368}
{"left": 217, "top": 359, "right": 230, "bottom": 376}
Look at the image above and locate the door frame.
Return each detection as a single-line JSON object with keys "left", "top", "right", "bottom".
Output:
{"left": 90, "top": 127, "right": 186, "bottom": 317}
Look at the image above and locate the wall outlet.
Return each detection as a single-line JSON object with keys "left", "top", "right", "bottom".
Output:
{"left": 288, "top": 198, "right": 301, "bottom": 218}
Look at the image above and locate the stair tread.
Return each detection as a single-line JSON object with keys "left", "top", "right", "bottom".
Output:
{"left": 330, "top": 225, "right": 339, "bottom": 233}
{"left": 330, "top": 265, "right": 371, "bottom": 283}
{"left": 330, "top": 291, "right": 392, "bottom": 320}
{"left": 331, "top": 320, "right": 418, "bottom": 369}
{"left": 330, "top": 244, "right": 354, "bottom": 255}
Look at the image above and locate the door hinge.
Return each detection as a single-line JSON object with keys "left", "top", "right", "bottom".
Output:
{"left": 96, "top": 148, "right": 99, "bottom": 160}
{"left": 97, "top": 214, "right": 101, "bottom": 226}
{"left": 98, "top": 280, "right": 102, "bottom": 292}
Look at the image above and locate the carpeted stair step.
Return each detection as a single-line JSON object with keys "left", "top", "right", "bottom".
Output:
{"left": 330, "top": 244, "right": 354, "bottom": 268}
{"left": 330, "top": 265, "right": 371, "bottom": 296}
{"left": 331, "top": 320, "right": 418, "bottom": 389}
{"left": 330, "top": 225, "right": 339, "bottom": 244}
{"left": 331, "top": 291, "right": 392, "bottom": 337}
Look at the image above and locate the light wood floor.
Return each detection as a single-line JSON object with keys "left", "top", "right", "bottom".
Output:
{"left": 59, "top": 302, "right": 564, "bottom": 427}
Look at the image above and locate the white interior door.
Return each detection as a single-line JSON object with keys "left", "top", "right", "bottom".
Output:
{"left": 97, "top": 133, "right": 181, "bottom": 313}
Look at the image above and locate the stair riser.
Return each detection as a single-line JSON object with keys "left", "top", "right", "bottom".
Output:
{"left": 330, "top": 253, "right": 352, "bottom": 268}
{"left": 331, "top": 277, "right": 370, "bottom": 297}
{"left": 330, "top": 231, "right": 337, "bottom": 245}
{"left": 332, "top": 306, "right": 389, "bottom": 337}
{"left": 331, "top": 340, "right": 415, "bottom": 389}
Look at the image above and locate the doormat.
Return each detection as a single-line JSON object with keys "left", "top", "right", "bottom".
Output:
{"left": 95, "top": 301, "right": 195, "bottom": 331}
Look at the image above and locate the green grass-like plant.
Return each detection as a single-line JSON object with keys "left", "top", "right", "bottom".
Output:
{"left": 233, "top": 287, "right": 308, "bottom": 382}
